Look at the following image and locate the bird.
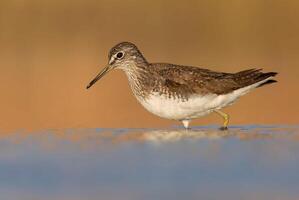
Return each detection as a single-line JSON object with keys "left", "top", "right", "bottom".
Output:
{"left": 86, "top": 42, "right": 277, "bottom": 130}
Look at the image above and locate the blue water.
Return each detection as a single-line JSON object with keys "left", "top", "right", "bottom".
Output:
{"left": 0, "top": 125, "right": 298, "bottom": 200}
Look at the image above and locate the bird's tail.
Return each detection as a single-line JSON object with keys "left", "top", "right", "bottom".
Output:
{"left": 234, "top": 68, "right": 278, "bottom": 88}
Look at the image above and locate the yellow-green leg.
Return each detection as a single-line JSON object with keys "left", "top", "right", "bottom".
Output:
{"left": 214, "top": 110, "right": 230, "bottom": 130}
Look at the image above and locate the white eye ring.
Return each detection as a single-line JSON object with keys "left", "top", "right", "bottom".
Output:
{"left": 116, "top": 51, "right": 124, "bottom": 59}
{"left": 108, "top": 51, "right": 125, "bottom": 64}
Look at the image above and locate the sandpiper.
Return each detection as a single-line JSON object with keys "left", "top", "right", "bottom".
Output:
{"left": 86, "top": 42, "right": 277, "bottom": 130}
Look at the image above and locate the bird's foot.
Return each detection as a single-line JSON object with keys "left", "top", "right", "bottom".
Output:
{"left": 181, "top": 119, "right": 191, "bottom": 129}
{"left": 219, "top": 126, "right": 228, "bottom": 131}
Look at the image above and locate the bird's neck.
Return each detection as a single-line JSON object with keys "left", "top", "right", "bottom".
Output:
{"left": 121, "top": 61, "right": 153, "bottom": 99}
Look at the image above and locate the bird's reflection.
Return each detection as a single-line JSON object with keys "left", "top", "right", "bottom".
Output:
{"left": 54, "top": 126, "right": 294, "bottom": 144}
{"left": 2, "top": 126, "right": 298, "bottom": 147}
{"left": 109, "top": 128, "right": 274, "bottom": 143}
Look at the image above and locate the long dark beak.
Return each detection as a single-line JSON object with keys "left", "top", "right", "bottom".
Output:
{"left": 86, "top": 65, "right": 111, "bottom": 89}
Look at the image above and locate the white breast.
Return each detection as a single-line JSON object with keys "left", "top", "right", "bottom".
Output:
{"left": 135, "top": 78, "right": 271, "bottom": 120}
{"left": 137, "top": 93, "right": 218, "bottom": 120}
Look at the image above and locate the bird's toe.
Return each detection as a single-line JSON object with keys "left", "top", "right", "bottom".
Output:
{"left": 219, "top": 126, "right": 228, "bottom": 131}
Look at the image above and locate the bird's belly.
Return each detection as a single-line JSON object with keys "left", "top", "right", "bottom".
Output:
{"left": 134, "top": 78, "right": 270, "bottom": 120}
{"left": 137, "top": 93, "right": 231, "bottom": 120}
{"left": 136, "top": 86, "right": 255, "bottom": 120}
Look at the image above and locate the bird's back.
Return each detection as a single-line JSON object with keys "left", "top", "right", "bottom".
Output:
{"left": 146, "top": 63, "right": 277, "bottom": 99}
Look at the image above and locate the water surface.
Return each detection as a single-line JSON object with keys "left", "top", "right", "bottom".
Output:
{"left": 0, "top": 125, "right": 298, "bottom": 200}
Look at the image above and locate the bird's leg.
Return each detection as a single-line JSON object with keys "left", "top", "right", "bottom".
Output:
{"left": 214, "top": 110, "right": 229, "bottom": 130}
{"left": 181, "top": 119, "right": 191, "bottom": 129}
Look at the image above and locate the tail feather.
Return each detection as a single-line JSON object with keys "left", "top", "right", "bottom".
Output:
{"left": 236, "top": 68, "right": 262, "bottom": 75}
{"left": 234, "top": 69, "right": 278, "bottom": 88}
{"left": 257, "top": 79, "right": 277, "bottom": 88}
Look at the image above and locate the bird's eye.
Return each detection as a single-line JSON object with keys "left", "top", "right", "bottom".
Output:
{"left": 116, "top": 52, "right": 124, "bottom": 59}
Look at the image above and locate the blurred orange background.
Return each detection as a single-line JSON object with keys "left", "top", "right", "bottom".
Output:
{"left": 0, "top": 0, "right": 298, "bottom": 132}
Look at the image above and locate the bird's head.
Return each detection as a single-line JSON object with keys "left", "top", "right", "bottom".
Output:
{"left": 86, "top": 42, "right": 146, "bottom": 89}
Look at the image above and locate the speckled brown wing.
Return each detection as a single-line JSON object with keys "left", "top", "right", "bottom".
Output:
{"left": 152, "top": 63, "right": 277, "bottom": 96}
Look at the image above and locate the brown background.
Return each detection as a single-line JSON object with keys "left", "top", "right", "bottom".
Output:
{"left": 0, "top": 0, "right": 298, "bottom": 132}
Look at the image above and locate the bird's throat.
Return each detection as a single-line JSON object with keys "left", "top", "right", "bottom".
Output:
{"left": 122, "top": 62, "right": 152, "bottom": 100}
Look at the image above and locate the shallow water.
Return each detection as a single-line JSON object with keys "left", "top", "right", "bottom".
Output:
{"left": 0, "top": 125, "right": 299, "bottom": 200}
